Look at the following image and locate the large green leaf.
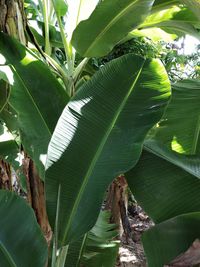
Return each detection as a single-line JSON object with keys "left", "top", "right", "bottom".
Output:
{"left": 126, "top": 143, "right": 200, "bottom": 224}
{"left": 0, "top": 190, "right": 47, "bottom": 266}
{"left": 142, "top": 212, "right": 200, "bottom": 267}
{"left": 0, "top": 33, "right": 69, "bottom": 178}
{"left": 45, "top": 53, "right": 170, "bottom": 246}
{"left": 133, "top": 6, "right": 200, "bottom": 41}
{"left": 71, "top": 0, "right": 155, "bottom": 57}
{"left": 126, "top": 142, "right": 200, "bottom": 266}
{"left": 155, "top": 79, "right": 200, "bottom": 154}
{"left": 65, "top": 211, "right": 119, "bottom": 267}
{"left": 126, "top": 78, "right": 200, "bottom": 266}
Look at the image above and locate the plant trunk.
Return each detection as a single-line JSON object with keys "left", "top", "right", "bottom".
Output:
{"left": 105, "top": 175, "right": 132, "bottom": 242}
{"left": 0, "top": 0, "right": 26, "bottom": 44}
{"left": 0, "top": 160, "right": 12, "bottom": 190}
{"left": 0, "top": 0, "right": 52, "bottom": 245}
{"left": 23, "top": 156, "right": 52, "bottom": 245}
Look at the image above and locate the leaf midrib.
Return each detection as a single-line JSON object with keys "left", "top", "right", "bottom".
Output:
{"left": 144, "top": 143, "right": 200, "bottom": 178}
{"left": 191, "top": 115, "right": 200, "bottom": 154}
{"left": 10, "top": 66, "right": 51, "bottom": 137}
{"left": 62, "top": 60, "right": 145, "bottom": 243}
{"left": 141, "top": 19, "right": 198, "bottom": 29}
{"left": 0, "top": 241, "right": 17, "bottom": 267}
{"left": 76, "top": 0, "right": 83, "bottom": 27}
{"left": 84, "top": 0, "right": 139, "bottom": 55}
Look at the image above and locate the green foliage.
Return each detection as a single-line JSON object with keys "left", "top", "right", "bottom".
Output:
{"left": 0, "top": 33, "right": 69, "bottom": 179}
{"left": 0, "top": 190, "right": 48, "bottom": 267}
{"left": 0, "top": 0, "right": 200, "bottom": 266}
{"left": 65, "top": 211, "right": 119, "bottom": 267}
{"left": 81, "top": 211, "right": 119, "bottom": 267}
{"left": 45, "top": 54, "right": 170, "bottom": 245}
{"left": 72, "top": 0, "right": 154, "bottom": 57}
{"left": 126, "top": 78, "right": 200, "bottom": 266}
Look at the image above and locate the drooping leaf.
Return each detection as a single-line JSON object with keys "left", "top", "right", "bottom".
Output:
{"left": 126, "top": 78, "right": 200, "bottom": 266}
{"left": 0, "top": 190, "right": 48, "bottom": 267}
{"left": 134, "top": 6, "right": 200, "bottom": 41}
{"left": 81, "top": 211, "right": 119, "bottom": 267}
{"left": 142, "top": 212, "right": 200, "bottom": 267}
{"left": 145, "top": 140, "right": 200, "bottom": 179}
{"left": 65, "top": 211, "right": 119, "bottom": 267}
{"left": 0, "top": 33, "right": 69, "bottom": 178}
{"left": 126, "top": 143, "right": 200, "bottom": 224}
{"left": 126, "top": 142, "right": 200, "bottom": 266}
{"left": 45, "top": 53, "right": 170, "bottom": 246}
{"left": 71, "top": 0, "right": 155, "bottom": 57}
{"left": 155, "top": 79, "right": 200, "bottom": 154}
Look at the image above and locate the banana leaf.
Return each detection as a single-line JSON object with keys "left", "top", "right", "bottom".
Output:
{"left": 0, "top": 190, "right": 47, "bottom": 267}
{"left": 45, "top": 53, "right": 170, "bottom": 246}
{"left": 0, "top": 33, "right": 69, "bottom": 178}
{"left": 126, "top": 78, "right": 200, "bottom": 266}
{"left": 71, "top": 0, "right": 155, "bottom": 57}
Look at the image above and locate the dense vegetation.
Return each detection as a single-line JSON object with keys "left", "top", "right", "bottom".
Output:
{"left": 0, "top": 0, "right": 200, "bottom": 266}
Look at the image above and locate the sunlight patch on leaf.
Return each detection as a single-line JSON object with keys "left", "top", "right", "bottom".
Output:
{"left": 46, "top": 97, "right": 92, "bottom": 169}
{"left": 14, "top": 152, "right": 23, "bottom": 166}
{"left": 0, "top": 66, "right": 14, "bottom": 85}
{"left": 0, "top": 125, "right": 14, "bottom": 142}
{"left": 39, "top": 154, "right": 47, "bottom": 166}
{"left": 171, "top": 136, "right": 187, "bottom": 153}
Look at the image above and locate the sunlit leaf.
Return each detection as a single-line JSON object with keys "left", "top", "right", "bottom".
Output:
{"left": 71, "top": 0, "right": 155, "bottom": 57}
{"left": 45, "top": 54, "right": 170, "bottom": 246}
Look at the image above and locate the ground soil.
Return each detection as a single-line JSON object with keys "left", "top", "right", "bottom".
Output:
{"left": 116, "top": 203, "right": 154, "bottom": 267}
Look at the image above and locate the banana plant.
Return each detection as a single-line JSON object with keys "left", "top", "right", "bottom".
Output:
{"left": 126, "top": 79, "right": 200, "bottom": 266}
{"left": 0, "top": 0, "right": 200, "bottom": 266}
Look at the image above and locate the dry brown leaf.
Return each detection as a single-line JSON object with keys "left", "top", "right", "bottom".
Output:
{"left": 164, "top": 239, "right": 200, "bottom": 267}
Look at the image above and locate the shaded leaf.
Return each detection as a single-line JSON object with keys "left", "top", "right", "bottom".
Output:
{"left": 81, "top": 211, "right": 119, "bottom": 267}
{"left": 0, "top": 190, "right": 48, "bottom": 267}
{"left": 142, "top": 212, "right": 200, "bottom": 267}
{"left": 65, "top": 211, "right": 119, "bottom": 267}
{"left": 165, "top": 239, "right": 200, "bottom": 266}
{"left": 126, "top": 78, "right": 200, "bottom": 266}
{"left": 126, "top": 145, "right": 200, "bottom": 224}
{"left": 0, "top": 33, "right": 69, "bottom": 178}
